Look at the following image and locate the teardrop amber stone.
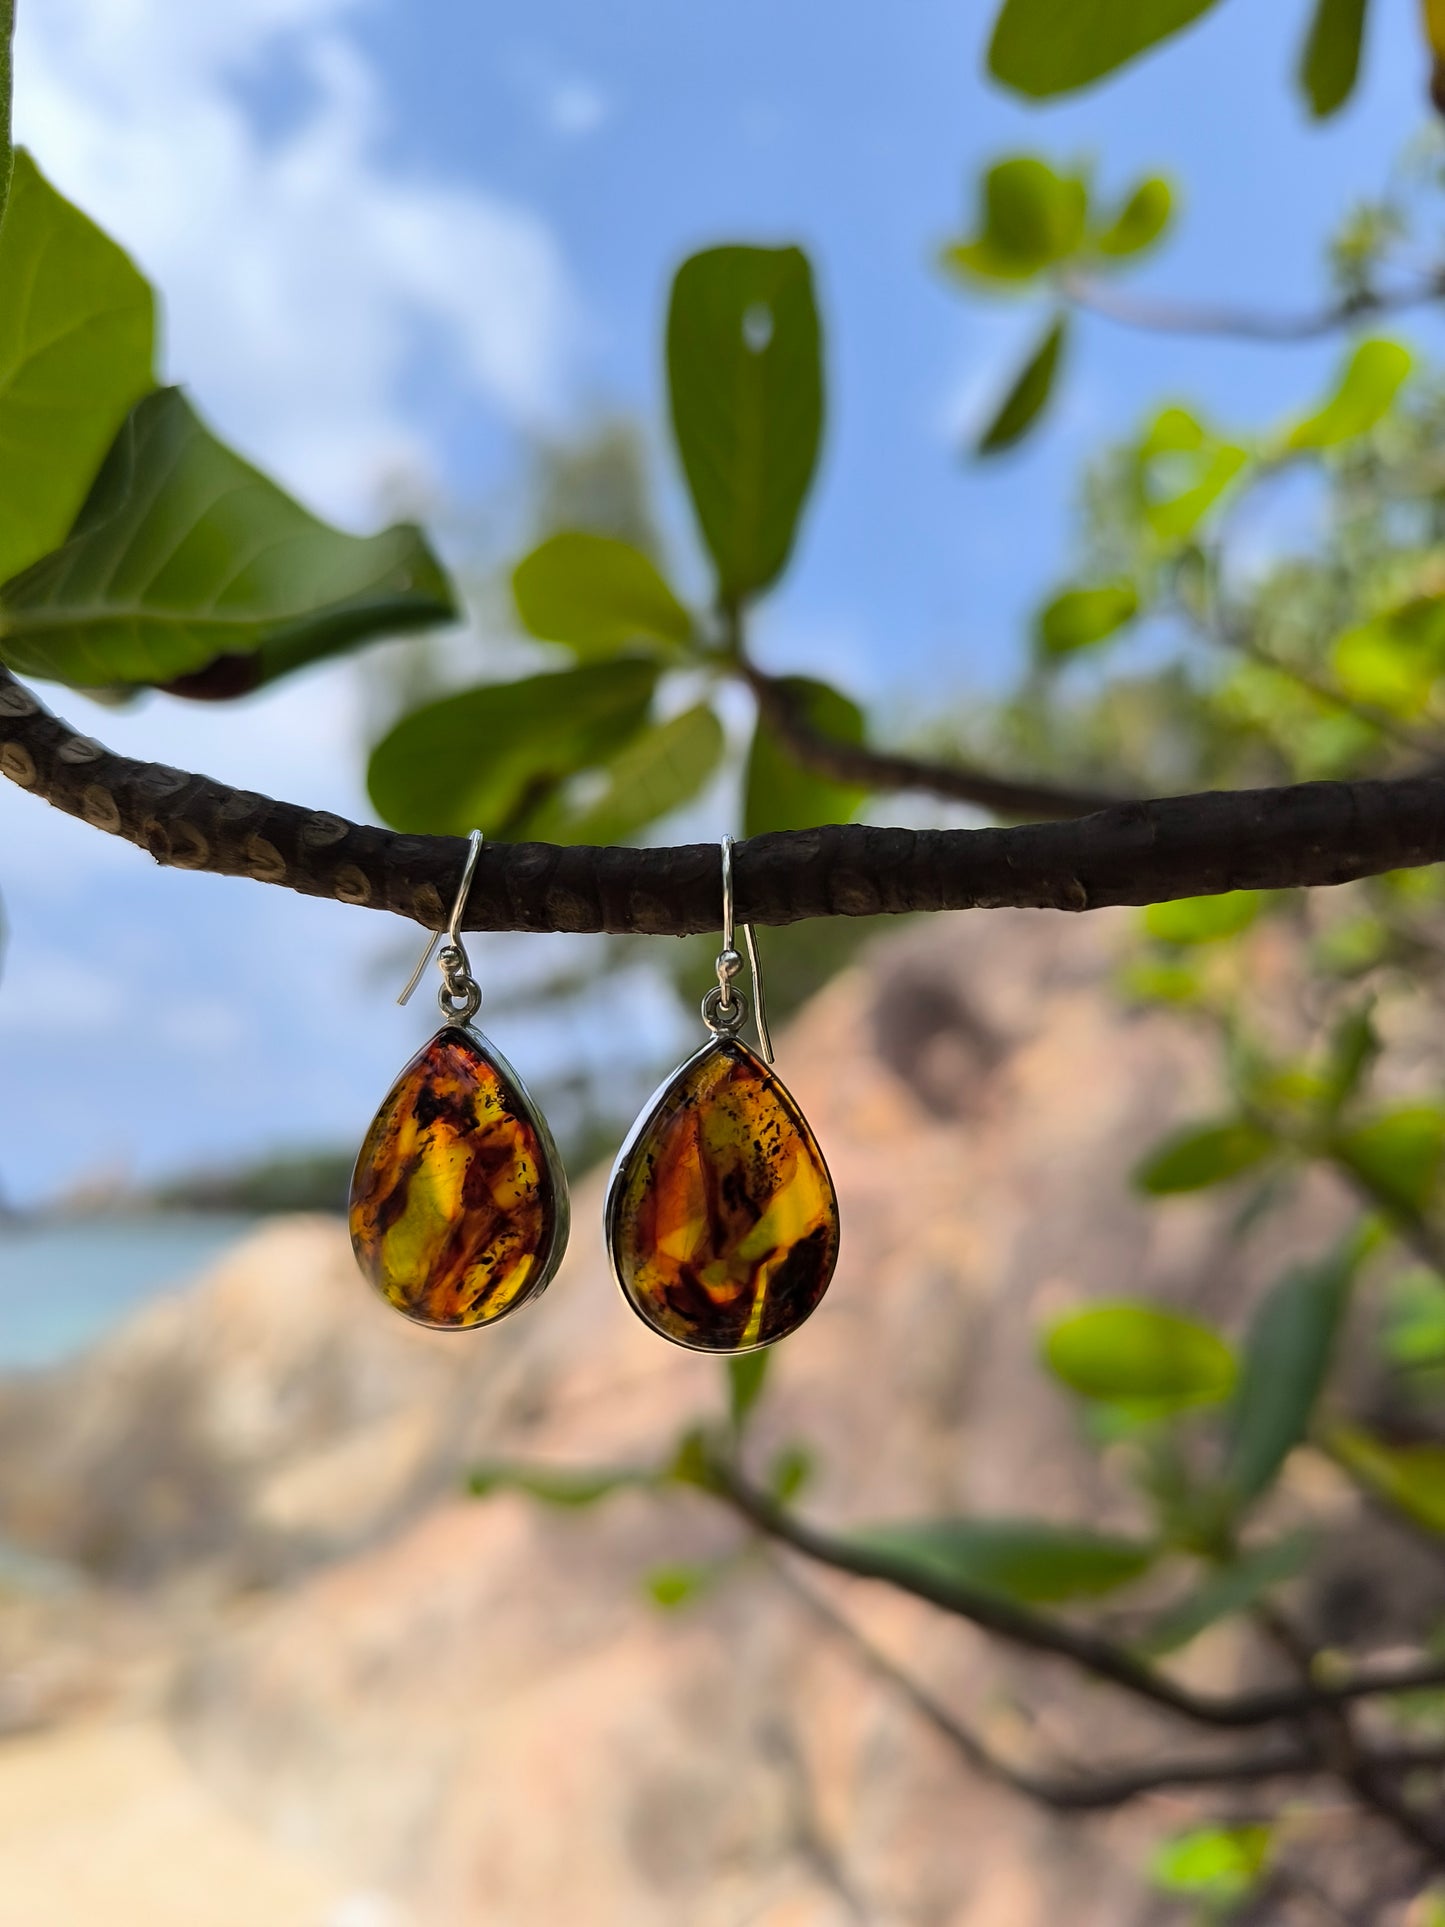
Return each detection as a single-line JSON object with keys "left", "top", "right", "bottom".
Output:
{"left": 606, "top": 1038, "right": 839, "bottom": 1352}
{"left": 349, "top": 1026, "right": 568, "bottom": 1330}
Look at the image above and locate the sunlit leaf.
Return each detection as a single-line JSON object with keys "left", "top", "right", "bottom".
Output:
{"left": 1134, "top": 1118, "right": 1277, "bottom": 1195}
{"left": 976, "top": 314, "right": 1067, "bottom": 456}
{"left": 1141, "top": 1534, "right": 1313, "bottom": 1654}
{"left": 525, "top": 703, "right": 725, "bottom": 846}
{"left": 0, "top": 151, "right": 155, "bottom": 586}
{"left": 1332, "top": 1424, "right": 1445, "bottom": 1532}
{"left": 0, "top": 388, "right": 456, "bottom": 689}
{"left": 1143, "top": 890, "right": 1261, "bottom": 944}
{"left": 1092, "top": 176, "right": 1174, "bottom": 257}
{"left": 1043, "top": 1304, "right": 1237, "bottom": 1410}
{"left": 1287, "top": 337, "right": 1411, "bottom": 450}
{"left": 1299, "top": 0, "right": 1370, "bottom": 119}
{"left": 744, "top": 675, "right": 867, "bottom": 835}
{"left": 987, "top": 0, "right": 1224, "bottom": 98}
{"left": 368, "top": 658, "right": 659, "bottom": 837}
{"left": 1144, "top": 447, "right": 1248, "bottom": 541}
{"left": 667, "top": 244, "right": 822, "bottom": 601}
{"left": 848, "top": 1517, "right": 1154, "bottom": 1604}
{"left": 1332, "top": 596, "right": 1445, "bottom": 717}
{"left": 512, "top": 531, "right": 692, "bottom": 659}
{"left": 944, "top": 156, "right": 1088, "bottom": 282}
{"left": 1222, "top": 1241, "right": 1359, "bottom": 1506}
{"left": 1152, "top": 1824, "right": 1271, "bottom": 1903}
{"left": 1035, "top": 580, "right": 1139, "bottom": 657}
{"left": 1334, "top": 1104, "right": 1445, "bottom": 1217}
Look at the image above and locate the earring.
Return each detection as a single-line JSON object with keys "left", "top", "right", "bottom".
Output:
{"left": 606, "top": 834, "right": 840, "bottom": 1353}
{"left": 349, "top": 830, "right": 570, "bottom": 1330}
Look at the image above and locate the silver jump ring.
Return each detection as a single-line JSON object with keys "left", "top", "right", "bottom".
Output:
{"left": 439, "top": 981, "right": 482, "bottom": 1023}
{"left": 702, "top": 982, "right": 748, "bottom": 1036}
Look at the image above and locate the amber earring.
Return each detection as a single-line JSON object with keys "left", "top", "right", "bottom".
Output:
{"left": 605, "top": 834, "right": 840, "bottom": 1353}
{"left": 349, "top": 830, "right": 570, "bottom": 1330}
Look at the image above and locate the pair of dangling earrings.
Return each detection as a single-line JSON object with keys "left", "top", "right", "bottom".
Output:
{"left": 348, "top": 832, "right": 840, "bottom": 1355}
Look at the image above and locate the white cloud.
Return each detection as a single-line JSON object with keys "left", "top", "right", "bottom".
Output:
{"left": 12, "top": 0, "right": 579, "bottom": 522}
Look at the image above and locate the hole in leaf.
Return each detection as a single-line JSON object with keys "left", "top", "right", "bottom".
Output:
{"left": 742, "top": 303, "right": 774, "bottom": 353}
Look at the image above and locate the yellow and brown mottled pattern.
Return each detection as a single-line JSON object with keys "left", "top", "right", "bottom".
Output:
{"left": 606, "top": 1039, "right": 839, "bottom": 1352}
{"left": 349, "top": 1026, "right": 567, "bottom": 1330}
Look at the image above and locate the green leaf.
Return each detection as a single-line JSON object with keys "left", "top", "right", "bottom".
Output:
{"left": 1383, "top": 1269, "right": 1445, "bottom": 1369}
{"left": 744, "top": 675, "right": 867, "bottom": 836}
{"left": 1287, "top": 337, "right": 1411, "bottom": 450}
{"left": 666, "top": 1427, "right": 719, "bottom": 1492}
{"left": 0, "top": 151, "right": 155, "bottom": 586}
{"left": 512, "top": 531, "right": 692, "bottom": 659}
{"left": 1299, "top": 0, "right": 1369, "bottom": 119}
{"left": 468, "top": 1462, "right": 649, "bottom": 1506}
{"left": 1320, "top": 1001, "right": 1379, "bottom": 1116}
{"left": 1223, "top": 1241, "right": 1359, "bottom": 1506}
{"left": 1332, "top": 1424, "right": 1445, "bottom": 1532}
{"left": 644, "top": 1562, "right": 720, "bottom": 1609}
{"left": 848, "top": 1517, "right": 1154, "bottom": 1604}
{"left": 727, "top": 1350, "right": 771, "bottom": 1431}
{"left": 1134, "top": 1118, "right": 1277, "bottom": 1195}
{"left": 1143, "top": 890, "right": 1262, "bottom": 945}
{"left": 768, "top": 1442, "right": 814, "bottom": 1504}
{"left": 1043, "top": 1304, "right": 1237, "bottom": 1411}
{"left": 0, "top": 388, "right": 456, "bottom": 689}
{"left": 988, "top": 0, "right": 1224, "bottom": 99}
{"left": 975, "top": 314, "right": 1067, "bottom": 457}
{"left": 945, "top": 156, "right": 1088, "bottom": 283}
{"left": 1151, "top": 1824, "right": 1271, "bottom": 1904}
{"left": 1332, "top": 596, "right": 1445, "bottom": 716}
{"left": 1334, "top": 1104, "right": 1445, "bottom": 1216}
{"left": 1092, "top": 176, "right": 1174, "bottom": 258}
{"left": 1144, "top": 447, "right": 1248, "bottom": 542}
{"left": 1035, "top": 580, "right": 1139, "bottom": 657}
{"left": 368, "top": 658, "right": 659, "bottom": 837}
{"left": 525, "top": 703, "right": 725, "bottom": 846}
{"left": 1141, "top": 1534, "right": 1313, "bottom": 1654}
{"left": 667, "top": 244, "right": 822, "bottom": 602}
{"left": 1135, "top": 404, "right": 1249, "bottom": 543}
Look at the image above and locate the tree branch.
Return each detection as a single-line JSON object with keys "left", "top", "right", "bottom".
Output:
{"left": 743, "top": 664, "right": 1126, "bottom": 819}
{"left": 711, "top": 1462, "right": 1445, "bottom": 1732}
{"left": 1061, "top": 271, "right": 1445, "bottom": 344}
{"left": 7, "top": 666, "right": 1445, "bottom": 934}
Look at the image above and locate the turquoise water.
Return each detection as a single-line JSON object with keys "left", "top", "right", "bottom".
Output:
{"left": 0, "top": 1215, "right": 256, "bottom": 1371}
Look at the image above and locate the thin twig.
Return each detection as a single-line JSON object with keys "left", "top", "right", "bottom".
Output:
{"left": 770, "top": 1560, "right": 1334, "bottom": 1811}
{"left": 1061, "top": 271, "right": 1445, "bottom": 344}
{"left": 712, "top": 1461, "right": 1445, "bottom": 1732}
{"left": 742, "top": 663, "right": 1126, "bottom": 819}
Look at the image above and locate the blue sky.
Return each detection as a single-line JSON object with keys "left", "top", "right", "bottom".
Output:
{"left": 0, "top": 0, "right": 1439, "bottom": 1206}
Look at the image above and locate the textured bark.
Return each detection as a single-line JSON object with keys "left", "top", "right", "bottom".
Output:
{"left": 4, "top": 665, "right": 1445, "bottom": 933}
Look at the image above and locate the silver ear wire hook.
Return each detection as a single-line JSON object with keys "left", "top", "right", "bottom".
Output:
{"left": 710, "top": 833, "right": 773, "bottom": 1063}
{"left": 398, "top": 829, "right": 485, "bottom": 1021}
